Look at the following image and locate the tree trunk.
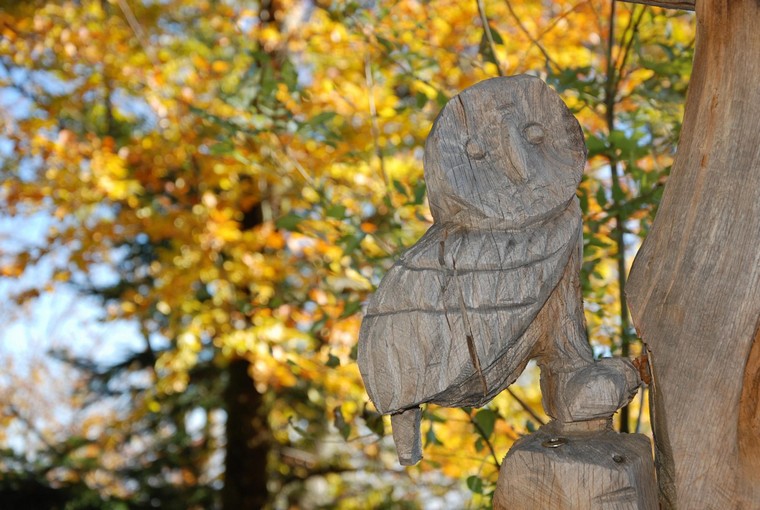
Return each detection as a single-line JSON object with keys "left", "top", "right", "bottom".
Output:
{"left": 219, "top": 0, "right": 281, "bottom": 497}
{"left": 222, "top": 358, "right": 270, "bottom": 510}
{"left": 626, "top": 1, "right": 760, "bottom": 508}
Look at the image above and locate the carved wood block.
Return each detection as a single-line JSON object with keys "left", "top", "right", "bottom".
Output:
{"left": 494, "top": 421, "right": 658, "bottom": 510}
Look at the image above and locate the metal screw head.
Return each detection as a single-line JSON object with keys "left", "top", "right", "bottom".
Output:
{"left": 541, "top": 437, "right": 568, "bottom": 448}
{"left": 613, "top": 454, "right": 625, "bottom": 464}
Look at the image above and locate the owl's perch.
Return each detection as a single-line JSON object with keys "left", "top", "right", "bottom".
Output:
{"left": 493, "top": 419, "right": 658, "bottom": 510}
{"left": 358, "top": 76, "right": 656, "bottom": 507}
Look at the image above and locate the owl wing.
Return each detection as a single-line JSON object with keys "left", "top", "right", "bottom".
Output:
{"left": 358, "top": 200, "right": 582, "bottom": 414}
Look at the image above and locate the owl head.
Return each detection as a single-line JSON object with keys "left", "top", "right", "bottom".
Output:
{"left": 424, "top": 75, "right": 586, "bottom": 229}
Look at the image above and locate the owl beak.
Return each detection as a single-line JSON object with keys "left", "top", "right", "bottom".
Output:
{"left": 504, "top": 124, "right": 529, "bottom": 185}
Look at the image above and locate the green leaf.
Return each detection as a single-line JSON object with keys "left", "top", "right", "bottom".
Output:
{"left": 209, "top": 141, "right": 234, "bottom": 155}
{"left": 376, "top": 35, "right": 394, "bottom": 53}
{"left": 588, "top": 236, "right": 612, "bottom": 248}
{"left": 326, "top": 204, "right": 346, "bottom": 219}
{"left": 595, "top": 186, "right": 608, "bottom": 208}
{"left": 487, "top": 24, "right": 504, "bottom": 44}
{"left": 339, "top": 232, "right": 364, "bottom": 254}
{"left": 425, "top": 425, "right": 443, "bottom": 446}
{"left": 436, "top": 90, "right": 449, "bottom": 107}
{"left": 415, "top": 91, "right": 428, "bottom": 109}
{"left": 310, "top": 316, "right": 328, "bottom": 335}
{"left": 578, "top": 187, "right": 589, "bottom": 213}
{"left": 413, "top": 180, "right": 427, "bottom": 204}
{"left": 392, "top": 179, "right": 407, "bottom": 196}
{"left": 474, "top": 409, "right": 497, "bottom": 439}
{"left": 467, "top": 475, "right": 484, "bottom": 494}
{"left": 310, "top": 111, "right": 337, "bottom": 126}
{"left": 424, "top": 409, "right": 446, "bottom": 423}
{"left": 326, "top": 354, "right": 341, "bottom": 368}
{"left": 333, "top": 407, "right": 351, "bottom": 440}
{"left": 275, "top": 212, "right": 302, "bottom": 231}
{"left": 363, "top": 409, "right": 385, "bottom": 438}
{"left": 260, "top": 61, "right": 277, "bottom": 99}
{"left": 281, "top": 57, "right": 298, "bottom": 91}
{"left": 339, "top": 300, "right": 362, "bottom": 319}
{"left": 585, "top": 134, "right": 608, "bottom": 158}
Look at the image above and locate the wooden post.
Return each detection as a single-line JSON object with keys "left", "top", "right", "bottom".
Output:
{"left": 493, "top": 419, "right": 657, "bottom": 509}
{"left": 358, "top": 75, "right": 656, "bottom": 506}
{"left": 624, "top": 0, "right": 760, "bottom": 508}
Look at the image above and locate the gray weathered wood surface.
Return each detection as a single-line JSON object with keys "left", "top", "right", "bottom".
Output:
{"left": 626, "top": 0, "right": 760, "bottom": 508}
{"left": 359, "top": 76, "right": 642, "bottom": 470}
{"left": 493, "top": 419, "right": 658, "bottom": 510}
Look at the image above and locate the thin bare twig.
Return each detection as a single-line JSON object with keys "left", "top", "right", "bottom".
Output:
{"left": 615, "top": 4, "right": 647, "bottom": 90}
{"left": 604, "top": 0, "right": 635, "bottom": 433}
{"left": 534, "top": 0, "right": 592, "bottom": 40}
{"left": 363, "top": 51, "right": 390, "bottom": 191}
{"left": 6, "top": 405, "right": 62, "bottom": 455}
{"left": 115, "top": 0, "right": 161, "bottom": 70}
{"left": 504, "top": 0, "right": 559, "bottom": 71}
{"left": 476, "top": 0, "right": 505, "bottom": 75}
{"left": 464, "top": 409, "right": 502, "bottom": 468}
{"left": 506, "top": 387, "right": 546, "bottom": 426}
{"left": 273, "top": 134, "right": 318, "bottom": 187}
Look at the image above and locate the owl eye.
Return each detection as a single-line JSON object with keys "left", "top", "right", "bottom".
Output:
{"left": 465, "top": 138, "right": 486, "bottom": 160}
{"left": 523, "top": 123, "right": 545, "bottom": 145}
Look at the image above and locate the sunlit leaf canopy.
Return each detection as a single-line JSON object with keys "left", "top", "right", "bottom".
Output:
{"left": 0, "top": 0, "right": 694, "bottom": 508}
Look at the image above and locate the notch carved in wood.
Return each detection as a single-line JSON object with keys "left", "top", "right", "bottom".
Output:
{"left": 358, "top": 75, "right": 641, "bottom": 466}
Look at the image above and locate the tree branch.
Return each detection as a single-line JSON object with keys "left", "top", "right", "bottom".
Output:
{"left": 476, "top": 0, "right": 505, "bottom": 76}
{"left": 465, "top": 409, "right": 501, "bottom": 468}
{"left": 506, "top": 387, "right": 546, "bottom": 426}
{"left": 504, "top": 0, "right": 559, "bottom": 72}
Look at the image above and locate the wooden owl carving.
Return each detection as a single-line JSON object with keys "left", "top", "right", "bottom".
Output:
{"left": 358, "top": 76, "right": 638, "bottom": 465}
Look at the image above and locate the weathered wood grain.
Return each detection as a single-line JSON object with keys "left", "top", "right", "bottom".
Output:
{"left": 423, "top": 75, "right": 587, "bottom": 230}
{"left": 359, "top": 76, "right": 642, "bottom": 468}
{"left": 626, "top": 0, "right": 760, "bottom": 508}
{"left": 390, "top": 408, "right": 422, "bottom": 466}
{"left": 493, "top": 420, "right": 658, "bottom": 510}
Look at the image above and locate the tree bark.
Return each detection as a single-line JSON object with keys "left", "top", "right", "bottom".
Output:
{"left": 222, "top": 358, "right": 270, "bottom": 510}
{"left": 627, "top": 1, "right": 760, "bottom": 508}
{"left": 219, "top": 0, "right": 282, "bottom": 502}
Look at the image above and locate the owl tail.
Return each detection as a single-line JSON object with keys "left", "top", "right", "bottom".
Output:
{"left": 391, "top": 407, "right": 423, "bottom": 465}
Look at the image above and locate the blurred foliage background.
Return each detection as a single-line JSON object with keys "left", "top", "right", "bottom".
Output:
{"left": 0, "top": 0, "right": 694, "bottom": 508}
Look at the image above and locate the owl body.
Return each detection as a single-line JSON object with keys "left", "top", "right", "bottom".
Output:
{"left": 357, "top": 75, "right": 616, "bottom": 465}
{"left": 359, "top": 200, "right": 582, "bottom": 413}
